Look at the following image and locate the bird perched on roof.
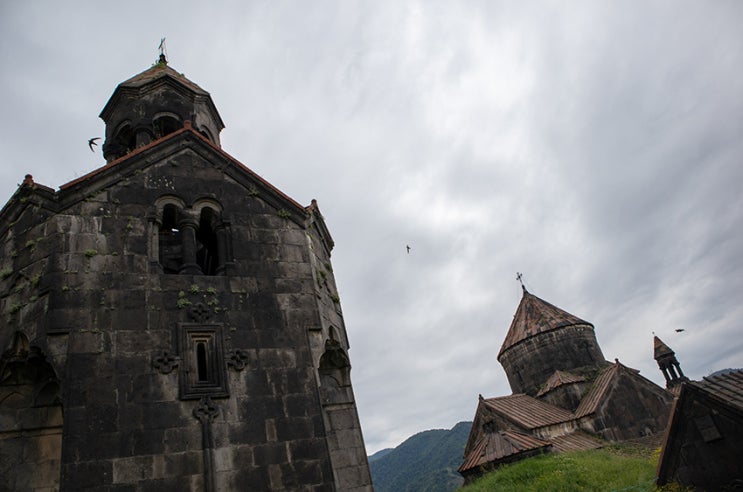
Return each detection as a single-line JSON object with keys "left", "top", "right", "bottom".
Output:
{"left": 88, "top": 137, "right": 101, "bottom": 152}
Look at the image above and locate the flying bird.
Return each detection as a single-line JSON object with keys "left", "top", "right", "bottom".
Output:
{"left": 675, "top": 329, "right": 685, "bottom": 333}
{"left": 406, "top": 245, "right": 411, "bottom": 254}
{"left": 88, "top": 137, "right": 101, "bottom": 152}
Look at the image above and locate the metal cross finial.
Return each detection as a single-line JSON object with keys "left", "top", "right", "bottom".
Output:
{"left": 158, "top": 38, "right": 168, "bottom": 63}
{"left": 516, "top": 272, "right": 526, "bottom": 292}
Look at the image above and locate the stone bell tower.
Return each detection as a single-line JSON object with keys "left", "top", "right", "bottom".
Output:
{"left": 0, "top": 55, "right": 372, "bottom": 491}
{"left": 654, "top": 336, "right": 688, "bottom": 391}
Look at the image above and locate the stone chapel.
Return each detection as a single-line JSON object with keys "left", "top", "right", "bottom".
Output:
{"left": 459, "top": 287, "right": 675, "bottom": 484}
{"left": 0, "top": 55, "right": 372, "bottom": 491}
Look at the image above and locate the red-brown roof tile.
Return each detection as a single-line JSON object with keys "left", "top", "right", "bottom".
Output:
{"left": 654, "top": 336, "right": 675, "bottom": 359}
{"left": 693, "top": 370, "right": 743, "bottom": 413}
{"left": 117, "top": 62, "right": 208, "bottom": 94}
{"left": 574, "top": 362, "right": 621, "bottom": 418}
{"left": 458, "top": 431, "right": 550, "bottom": 473}
{"left": 499, "top": 289, "right": 592, "bottom": 357}
{"left": 58, "top": 125, "right": 306, "bottom": 214}
{"left": 550, "top": 431, "right": 606, "bottom": 452}
{"left": 483, "top": 394, "right": 574, "bottom": 430}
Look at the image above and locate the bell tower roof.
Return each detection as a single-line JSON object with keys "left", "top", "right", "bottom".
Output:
{"left": 498, "top": 289, "right": 592, "bottom": 357}
{"left": 654, "top": 336, "right": 675, "bottom": 359}
{"left": 102, "top": 58, "right": 211, "bottom": 106}
{"left": 98, "top": 57, "right": 225, "bottom": 162}
{"left": 653, "top": 336, "right": 688, "bottom": 390}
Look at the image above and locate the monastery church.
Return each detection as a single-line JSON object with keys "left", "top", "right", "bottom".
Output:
{"left": 0, "top": 55, "right": 372, "bottom": 491}
{"left": 459, "top": 286, "right": 679, "bottom": 484}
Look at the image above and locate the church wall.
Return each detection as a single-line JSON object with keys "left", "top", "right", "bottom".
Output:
{"left": 538, "top": 381, "right": 589, "bottom": 412}
{"left": 305, "top": 217, "right": 373, "bottom": 491}
{"left": 0, "top": 143, "right": 371, "bottom": 490}
{"left": 657, "top": 386, "right": 743, "bottom": 490}
{"left": 498, "top": 324, "right": 606, "bottom": 396}
{"left": 586, "top": 370, "right": 672, "bottom": 441}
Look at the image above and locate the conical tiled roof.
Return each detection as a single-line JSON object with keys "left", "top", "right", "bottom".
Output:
{"left": 117, "top": 61, "right": 208, "bottom": 94}
{"left": 653, "top": 336, "right": 675, "bottom": 359}
{"left": 99, "top": 59, "right": 221, "bottom": 127}
{"left": 498, "top": 289, "right": 592, "bottom": 357}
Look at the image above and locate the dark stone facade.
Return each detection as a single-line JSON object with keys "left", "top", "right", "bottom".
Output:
{"left": 657, "top": 370, "right": 743, "bottom": 490}
{"left": 0, "top": 60, "right": 372, "bottom": 491}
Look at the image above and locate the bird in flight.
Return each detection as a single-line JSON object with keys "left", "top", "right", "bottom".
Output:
{"left": 88, "top": 137, "right": 101, "bottom": 152}
{"left": 406, "top": 245, "right": 411, "bottom": 254}
{"left": 675, "top": 329, "right": 685, "bottom": 333}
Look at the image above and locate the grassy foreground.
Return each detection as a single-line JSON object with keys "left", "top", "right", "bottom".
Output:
{"left": 461, "top": 446, "right": 661, "bottom": 492}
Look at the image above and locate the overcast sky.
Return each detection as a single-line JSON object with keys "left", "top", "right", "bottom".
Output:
{"left": 2, "top": 1, "right": 742, "bottom": 454}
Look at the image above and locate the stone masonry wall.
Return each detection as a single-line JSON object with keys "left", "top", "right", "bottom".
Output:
{"left": 0, "top": 138, "right": 371, "bottom": 491}
{"left": 499, "top": 325, "right": 606, "bottom": 396}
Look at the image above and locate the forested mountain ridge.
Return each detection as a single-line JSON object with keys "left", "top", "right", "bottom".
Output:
{"left": 369, "top": 421, "right": 472, "bottom": 492}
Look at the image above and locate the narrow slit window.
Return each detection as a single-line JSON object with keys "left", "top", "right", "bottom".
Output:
{"left": 196, "top": 342, "right": 208, "bottom": 382}
{"left": 178, "top": 324, "right": 228, "bottom": 399}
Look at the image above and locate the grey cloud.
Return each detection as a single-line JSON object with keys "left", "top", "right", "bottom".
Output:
{"left": 1, "top": 1, "right": 741, "bottom": 454}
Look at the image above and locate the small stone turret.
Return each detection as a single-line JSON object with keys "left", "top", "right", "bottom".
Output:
{"left": 654, "top": 336, "right": 688, "bottom": 390}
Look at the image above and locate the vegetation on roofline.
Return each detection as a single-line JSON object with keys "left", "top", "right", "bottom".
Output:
{"left": 461, "top": 445, "right": 691, "bottom": 492}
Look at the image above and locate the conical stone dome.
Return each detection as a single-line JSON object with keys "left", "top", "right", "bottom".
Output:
{"left": 499, "top": 289, "right": 592, "bottom": 357}
{"left": 498, "top": 289, "right": 607, "bottom": 396}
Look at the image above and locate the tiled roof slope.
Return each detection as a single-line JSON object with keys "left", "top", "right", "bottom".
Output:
{"left": 458, "top": 431, "right": 550, "bottom": 473}
{"left": 693, "top": 370, "right": 743, "bottom": 413}
{"left": 550, "top": 431, "right": 605, "bottom": 452}
{"left": 574, "top": 360, "right": 641, "bottom": 418}
{"left": 118, "top": 62, "right": 208, "bottom": 94}
{"left": 537, "top": 370, "right": 586, "bottom": 397}
{"left": 499, "top": 289, "right": 592, "bottom": 357}
{"left": 574, "top": 363, "right": 619, "bottom": 418}
{"left": 483, "top": 394, "right": 574, "bottom": 429}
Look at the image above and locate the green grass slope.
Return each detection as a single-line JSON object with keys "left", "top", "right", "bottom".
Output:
{"left": 370, "top": 421, "right": 472, "bottom": 492}
{"left": 461, "top": 445, "right": 659, "bottom": 492}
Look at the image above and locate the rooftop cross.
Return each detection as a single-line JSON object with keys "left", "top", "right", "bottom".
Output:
{"left": 516, "top": 272, "right": 526, "bottom": 292}
{"left": 158, "top": 37, "right": 168, "bottom": 64}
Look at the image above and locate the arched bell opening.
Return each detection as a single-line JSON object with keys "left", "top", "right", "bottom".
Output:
{"left": 196, "top": 207, "right": 219, "bottom": 276}
{"left": 159, "top": 203, "right": 184, "bottom": 274}
{"left": 153, "top": 113, "right": 181, "bottom": 139}
{"left": 103, "top": 122, "right": 137, "bottom": 161}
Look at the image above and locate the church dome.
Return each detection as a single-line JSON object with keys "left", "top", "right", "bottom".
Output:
{"left": 498, "top": 289, "right": 606, "bottom": 396}
{"left": 498, "top": 289, "right": 592, "bottom": 357}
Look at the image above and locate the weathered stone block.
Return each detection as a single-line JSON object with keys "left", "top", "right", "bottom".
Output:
{"left": 112, "top": 455, "right": 155, "bottom": 484}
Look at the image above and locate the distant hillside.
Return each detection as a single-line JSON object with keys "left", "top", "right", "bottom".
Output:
{"left": 369, "top": 421, "right": 472, "bottom": 492}
{"left": 368, "top": 448, "right": 394, "bottom": 463}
